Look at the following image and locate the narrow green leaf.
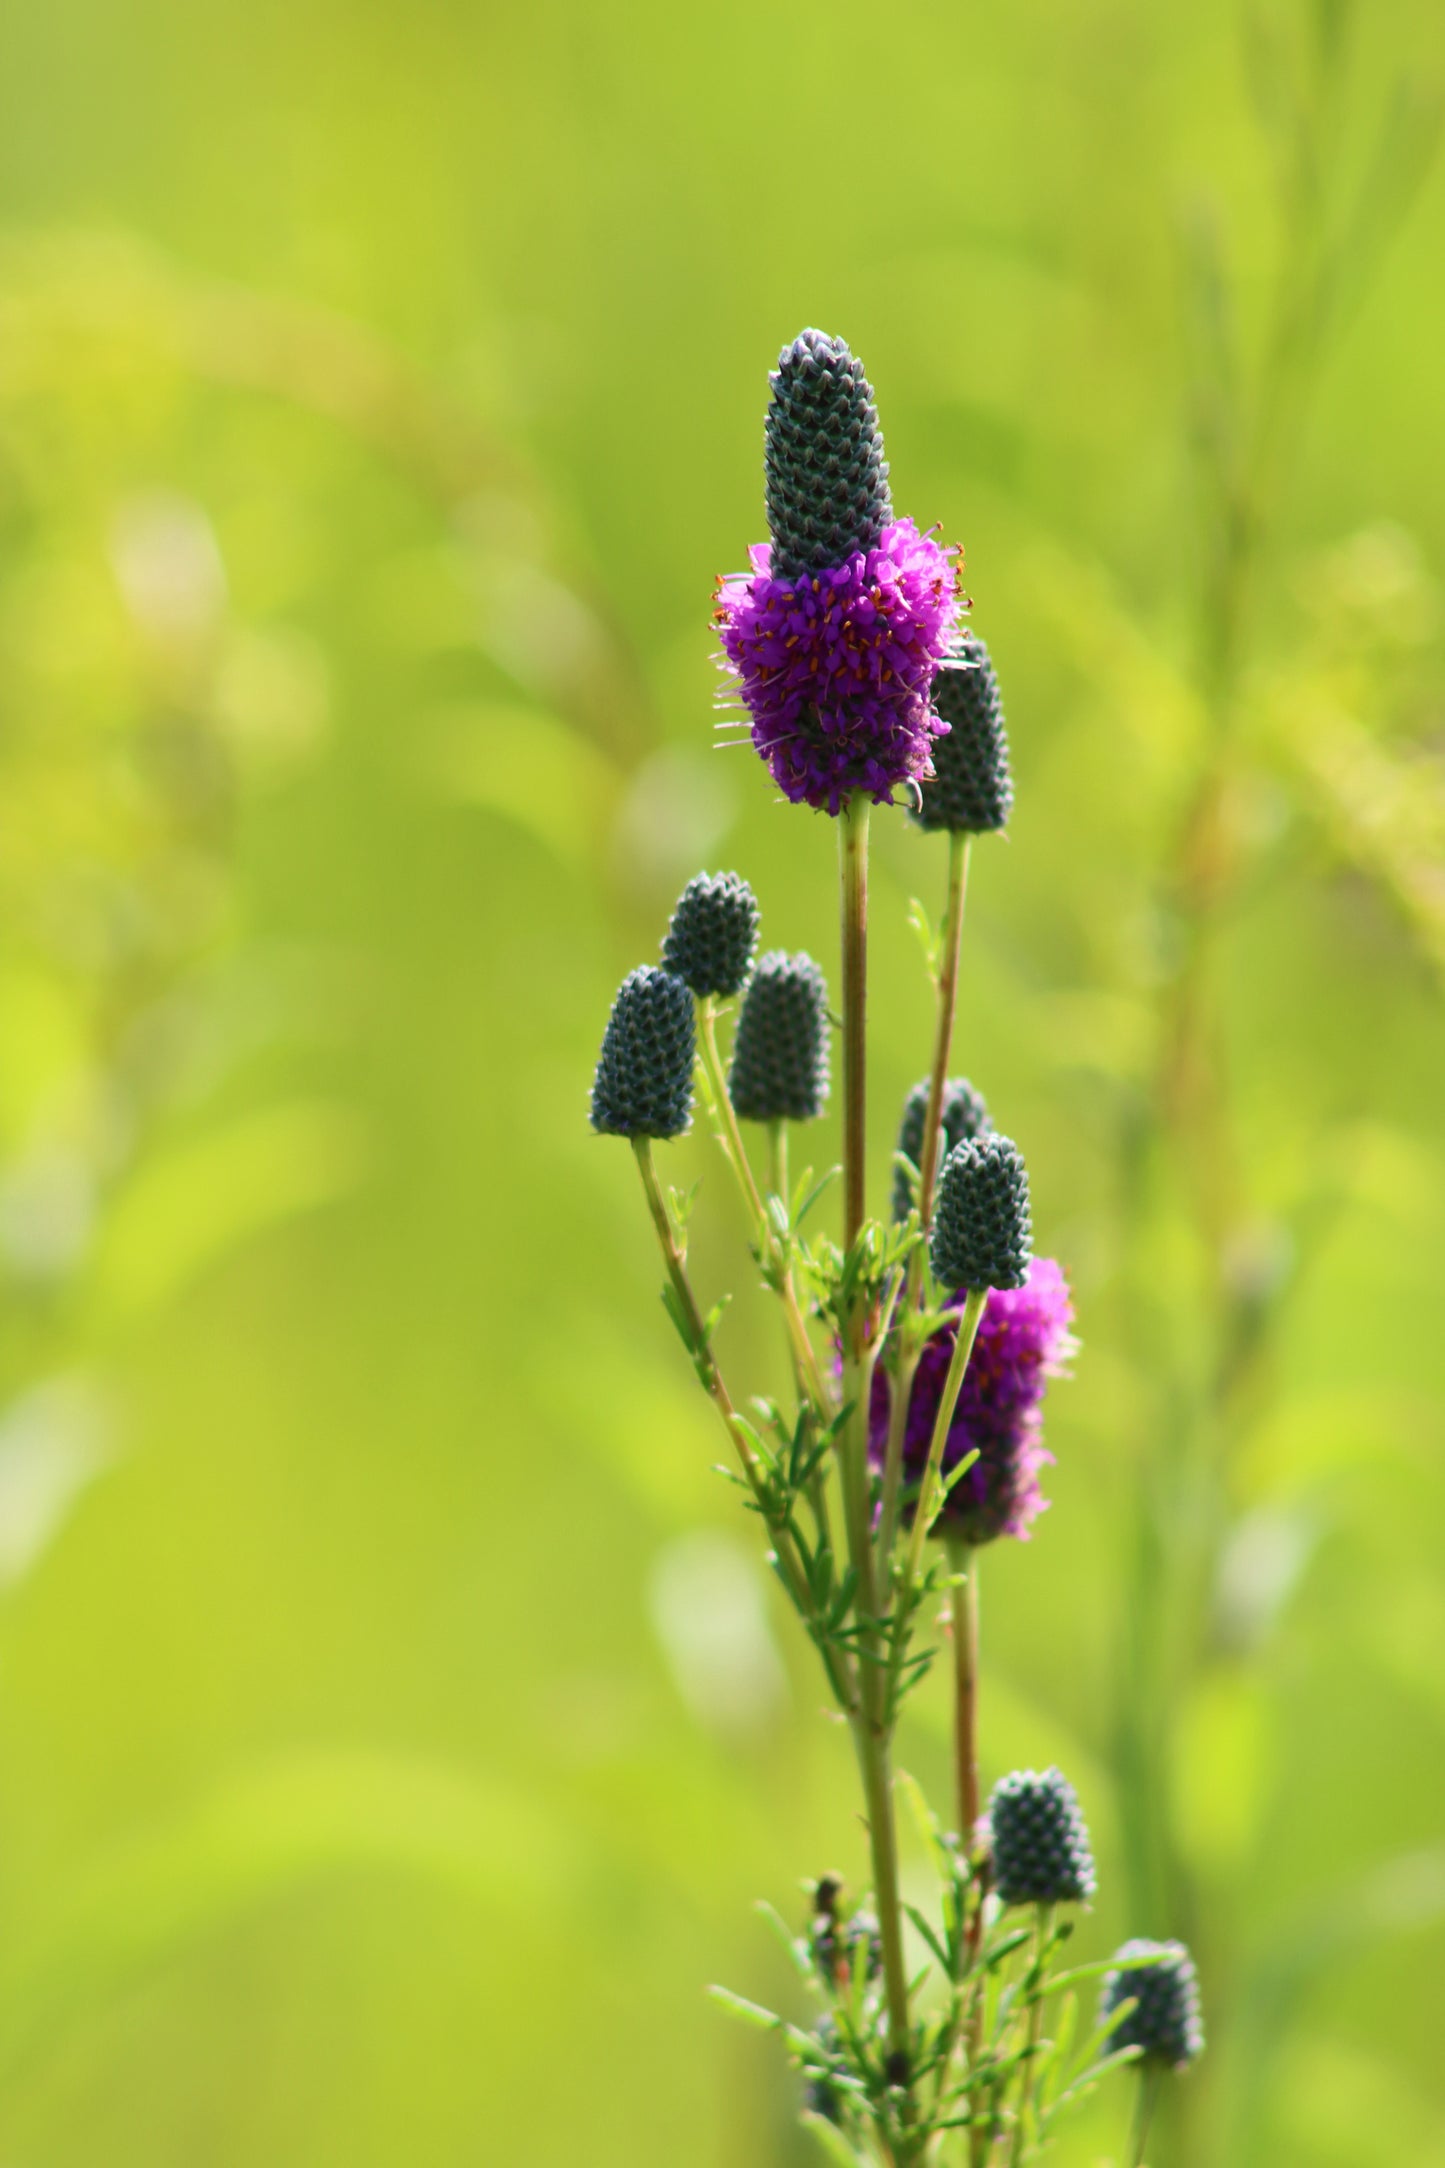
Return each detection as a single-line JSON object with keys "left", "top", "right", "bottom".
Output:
{"left": 800, "top": 2111, "right": 867, "bottom": 2168}
{"left": 707, "top": 1984, "right": 783, "bottom": 2031}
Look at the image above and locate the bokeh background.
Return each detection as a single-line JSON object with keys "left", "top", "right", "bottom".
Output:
{"left": 0, "top": 0, "right": 1441, "bottom": 2162}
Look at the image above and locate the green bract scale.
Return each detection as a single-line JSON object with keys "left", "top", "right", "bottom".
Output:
{"left": 915, "top": 635, "right": 1014, "bottom": 835}
{"left": 764, "top": 330, "right": 893, "bottom": 579}
{"left": 1100, "top": 1941, "right": 1204, "bottom": 2069}
{"left": 660, "top": 870, "right": 760, "bottom": 999}
{"left": 729, "top": 951, "right": 831, "bottom": 1124}
{"left": 930, "top": 1132, "right": 1031, "bottom": 1290}
{"left": 892, "top": 1075, "right": 992, "bottom": 1220}
{"left": 988, "top": 1768, "right": 1097, "bottom": 1906}
{"left": 590, "top": 966, "right": 696, "bottom": 1140}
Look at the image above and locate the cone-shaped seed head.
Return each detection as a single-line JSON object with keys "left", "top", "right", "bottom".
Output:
{"left": 1100, "top": 1941, "right": 1204, "bottom": 2069}
{"left": 930, "top": 1132, "right": 1031, "bottom": 1290}
{"left": 989, "top": 1767, "right": 1096, "bottom": 1906}
{"left": 915, "top": 635, "right": 1014, "bottom": 834}
{"left": 729, "top": 951, "right": 830, "bottom": 1124}
{"left": 764, "top": 330, "right": 893, "bottom": 580}
{"left": 590, "top": 966, "right": 696, "bottom": 1139}
{"left": 661, "top": 870, "right": 761, "bottom": 999}
{"left": 892, "top": 1075, "right": 992, "bottom": 1220}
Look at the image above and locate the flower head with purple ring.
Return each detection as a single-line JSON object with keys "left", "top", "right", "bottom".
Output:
{"left": 715, "top": 520, "right": 962, "bottom": 816}
{"left": 870, "top": 1258, "right": 1075, "bottom": 1546}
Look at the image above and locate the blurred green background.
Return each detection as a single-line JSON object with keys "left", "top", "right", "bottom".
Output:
{"left": 0, "top": 0, "right": 1442, "bottom": 2161}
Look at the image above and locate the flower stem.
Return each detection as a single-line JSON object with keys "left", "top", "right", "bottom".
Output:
{"left": 766, "top": 1117, "right": 789, "bottom": 1210}
{"left": 1128, "top": 2063, "right": 1162, "bottom": 2167}
{"left": 901, "top": 1290, "right": 988, "bottom": 1596}
{"left": 849, "top": 1712, "right": 911, "bottom": 2079}
{"left": 1009, "top": 1904, "right": 1054, "bottom": 2166}
{"left": 877, "top": 1342, "right": 920, "bottom": 1569}
{"left": 885, "top": 1288, "right": 987, "bottom": 1727}
{"left": 840, "top": 793, "right": 870, "bottom": 1251}
{"left": 834, "top": 795, "right": 911, "bottom": 2078}
{"left": 947, "top": 1541, "right": 980, "bottom": 1845}
{"left": 697, "top": 997, "right": 831, "bottom": 1415}
{"left": 916, "top": 831, "right": 971, "bottom": 1229}
{"left": 948, "top": 1538, "right": 988, "bottom": 2163}
{"left": 630, "top": 1136, "right": 852, "bottom": 1709}
{"left": 880, "top": 830, "right": 971, "bottom": 1573}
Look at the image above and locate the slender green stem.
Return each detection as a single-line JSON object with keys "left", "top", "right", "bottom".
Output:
{"left": 877, "top": 1342, "right": 920, "bottom": 1569}
{"left": 948, "top": 1542, "right": 980, "bottom": 1845}
{"left": 849, "top": 1712, "right": 911, "bottom": 2080}
{"left": 882, "top": 1288, "right": 989, "bottom": 1803}
{"left": 880, "top": 831, "right": 971, "bottom": 1575}
{"left": 698, "top": 998, "right": 831, "bottom": 1416}
{"left": 1009, "top": 1904, "right": 1054, "bottom": 2167}
{"left": 698, "top": 996, "right": 767, "bottom": 1226}
{"left": 948, "top": 1539, "right": 988, "bottom": 2165}
{"left": 1128, "top": 2063, "right": 1162, "bottom": 2167}
{"left": 630, "top": 1137, "right": 853, "bottom": 1708}
{"left": 916, "top": 831, "right": 971, "bottom": 1230}
{"left": 840, "top": 794, "right": 870, "bottom": 1252}
{"left": 900, "top": 1290, "right": 988, "bottom": 1598}
{"left": 769, "top": 1119, "right": 837, "bottom": 1560}
{"left": 766, "top": 1118, "right": 789, "bottom": 1211}
{"left": 831, "top": 792, "right": 913, "bottom": 2081}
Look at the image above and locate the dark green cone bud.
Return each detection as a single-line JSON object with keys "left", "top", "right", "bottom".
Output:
{"left": 660, "top": 870, "right": 760, "bottom": 999}
{"left": 930, "top": 1132, "right": 1031, "bottom": 1289}
{"left": 729, "top": 951, "right": 830, "bottom": 1123}
{"left": 915, "top": 635, "right": 1013, "bottom": 834}
{"left": 1100, "top": 1940, "right": 1204, "bottom": 2068}
{"left": 590, "top": 966, "right": 695, "bottom": 1139}
{"left": 892, "top": 1075, "right": 992, "bottom": 1220}
{"left": 765, "top": 330, "right": 893, "bottom": 580}
{"left": 989, "top": 1768, "right": 1096, "bottom": 1906}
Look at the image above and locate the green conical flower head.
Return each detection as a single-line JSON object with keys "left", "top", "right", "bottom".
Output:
{"left": 915, "top": 635, "right": 1013, "bottom": 834}
{"left": 1100, "top": 1941, "right": 1204, "bottom": 2069}
{"left": 764, "top": 330, "right": 893, "bottom": 580}
{"left": 660, "top": 870, "right": 760, "bottom": 999}
{"left": 590, "top": 966, "right": 696, "bottom": 1139}
{"left": 729, "top": 951, "right": 830, "bottom": 1123}
{"left": 892, "top": 1075, "right": 992, "bottom": 1220}
{"left": 930, "top": 1133, "right": 1031, "bottom": 1290}
{"left": 989, "top": 1768, "right": 1096, "bottom": 1906}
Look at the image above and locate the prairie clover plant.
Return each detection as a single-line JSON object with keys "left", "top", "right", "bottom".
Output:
{"left": 590, "top": 330, "right": 1204, "bottom": 2165}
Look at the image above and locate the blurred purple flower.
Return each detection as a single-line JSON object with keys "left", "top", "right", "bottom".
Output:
{"left": 871, "top": 1258, "right": 1076, "bottom": 1545}
{"left": 714, "top": 518, "right": 961, "bottom": 815}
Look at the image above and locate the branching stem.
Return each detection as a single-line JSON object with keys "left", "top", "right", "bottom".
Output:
{"left": 1009, "top": 1904, "right": 1054, "bottom": 2166}
{"left": 948, "top": 1541, "right": 981, "bottom": 1845}
{"left": 900, "top": 1290, "right": 988, "bottom": 1601}
{"left": 1128, "top": 2062, "right": 1162, "bottom": 2167}
{"left": 630, "top": 1136, "right": 854, "bottom": 1709}
{"left": 697, "top": 997, "right": 832, "bottom": 1415}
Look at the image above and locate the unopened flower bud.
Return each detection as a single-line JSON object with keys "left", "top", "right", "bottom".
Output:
{"left": 661, "top": 870, "right": 760, "bottom": 999}
{"left": 892, "top": 1075, "right": 992, "bottom": 1220}
{"left": 989, "top": 1768, "right": 1096, "bottom": 1906}
{"left": 729, "top": 951, "right": 830, "bottom": 1123}
{"left": 930, "top": 1133, "right": 1031, "bottom": 1290}
{"left": 1100, "top": 1940, "right": 1204, "bottom": 2068}
{"left": 590, "top": 967, "right": 696, "bottom": 1140}
{"left": 915, "top": 635, "right": 1013, "bottom": 834}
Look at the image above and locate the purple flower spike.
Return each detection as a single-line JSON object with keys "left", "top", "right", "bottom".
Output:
{"left": 870, "top": 1258, "right": 1076, "bottom": 1545}
{"left": 715, "top": 519, "right": 962, "bottom": 814}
